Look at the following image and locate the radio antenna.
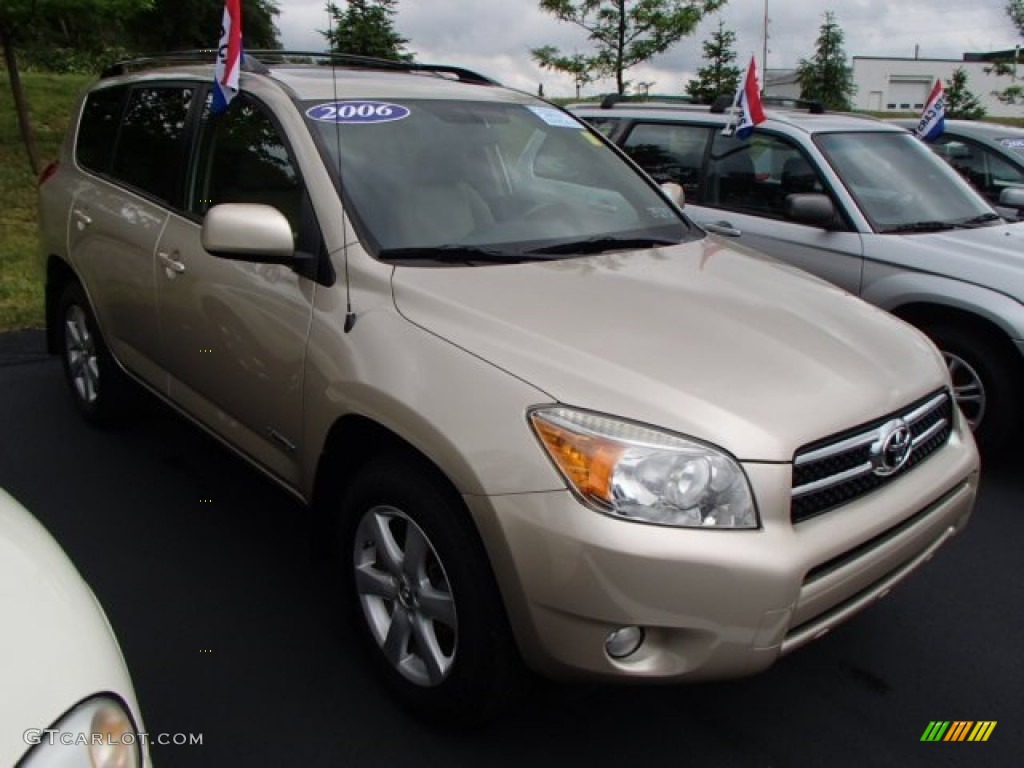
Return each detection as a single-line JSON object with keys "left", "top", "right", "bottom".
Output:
{"left": 327, "top": 14, "right": 356, "bottom": 333}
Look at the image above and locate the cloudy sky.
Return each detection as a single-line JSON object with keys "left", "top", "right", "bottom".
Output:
{"left": 272, "top": 0, "right": 1016, "bottom": 96}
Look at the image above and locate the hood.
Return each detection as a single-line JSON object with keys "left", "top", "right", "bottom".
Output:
{"left": 0, "top": 489, "right": 142, "bottom": 766}
{"left": 392, "top": 237, "right": 948, "bottom": 461}
{"left": 864, "top": 222, "right": 1024, "bottom": 300}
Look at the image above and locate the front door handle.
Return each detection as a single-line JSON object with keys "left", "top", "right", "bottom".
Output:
{"left": 704, "top": 221, "right": 742, "bottom": 237}
{"left": 158, "top": 251, "right": 186, "bottom": 275}
{"left": 72, "top": 209, "right": 92, "bottom": 229}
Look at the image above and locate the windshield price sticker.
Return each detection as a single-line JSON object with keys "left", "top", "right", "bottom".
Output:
{"left": 527, "top": 105, "right": 583, "bottom": 128}
{"left": 306, "top": 101, "right": 410, "bottom": 124}
{"left": 999, "top": 138, "right": 1024, "bottom": 149}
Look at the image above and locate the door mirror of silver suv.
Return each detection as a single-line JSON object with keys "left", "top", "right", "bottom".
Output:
{"left": 785, "top": 193, "right": 837, "bottom": 229}
{"left": 201, "top": 203, "right": 296, "bottom": 263}
{"left": 660, "top": 181, "right": 685, "bottom": 209}
{"left": 998, "top": 186, "right": 1024, "bottom": 213}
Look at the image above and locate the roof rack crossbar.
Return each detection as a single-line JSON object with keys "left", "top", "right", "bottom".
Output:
{"left": 100, "top": 49, "right": 499, "bottom": 86}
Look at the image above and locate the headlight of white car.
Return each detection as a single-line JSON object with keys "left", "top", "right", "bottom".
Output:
{"left": 20, "top": 694, "right": 140, "bottom": 768}
{"left": 530, "top": 407, "right": 758, "bottom": 528}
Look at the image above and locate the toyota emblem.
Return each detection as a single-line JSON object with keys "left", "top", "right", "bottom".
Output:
{"left": 870, "top": 419, "right": 913, "bottom": 477}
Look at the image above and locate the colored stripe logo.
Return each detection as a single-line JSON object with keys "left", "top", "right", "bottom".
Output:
{"left": 921, "top": 721, "right": 997, "bottom": 742}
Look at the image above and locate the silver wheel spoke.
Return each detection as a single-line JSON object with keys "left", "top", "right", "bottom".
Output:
{"left": 383, "top": 607, "right": 413, "bottom": 666}
{"left": 411, "top": 615, "right": 448, "bottom": 685}
{"left": 355, "top": 563, "right": 398, "bottom": 599}
{"left": 402, "top": 523, "right": 429, "bottom": 580}
{"left": 367, "top": 512, "right": 404, "bottom": 576}
{"left": 417, "top": 584, "right": 456, "bottom": 627}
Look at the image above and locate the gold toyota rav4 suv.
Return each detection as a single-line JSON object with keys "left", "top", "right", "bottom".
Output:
{"left": 38, "top": 52, "right": 979, "bottom": 723}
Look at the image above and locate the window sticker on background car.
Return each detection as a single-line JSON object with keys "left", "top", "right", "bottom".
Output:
{"left": 526, "top": 105, "right": 582, "bottom": 128}
{"left": 998, "top": 138, "right": 1024, "bottom": 149}
{"left": 305, "top": 101, "right": 410, "bottom": 124}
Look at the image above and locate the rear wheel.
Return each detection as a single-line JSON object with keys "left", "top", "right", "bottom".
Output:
{"left": 336, "top": 458, "right": 524, "bottom": 725}
{"left": 56, "top": 283, "right": 128, "bottom": 426}
{"left": 923, "top": 323, "right": 1021, "bottom": 454}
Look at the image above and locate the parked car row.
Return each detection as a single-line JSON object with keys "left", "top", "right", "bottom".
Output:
{"left": 572, "top": 101, "right": 1024, "bottom": 453}
{"left": 30, "top": 52, "right": 981, "bottom": 726}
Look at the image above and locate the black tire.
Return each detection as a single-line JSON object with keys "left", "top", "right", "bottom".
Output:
{"left": 56, "top": 282, "right": 129, "bottom": 426}
{"left": 923, "top": 323, "right": 1022, "bottom": 454}
{"left": 336, "top": 457, "right": 525, "bottom": 725}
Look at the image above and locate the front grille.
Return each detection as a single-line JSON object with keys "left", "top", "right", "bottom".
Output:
{"left": 791, "top": 390, "right": 953, "bottom": 523}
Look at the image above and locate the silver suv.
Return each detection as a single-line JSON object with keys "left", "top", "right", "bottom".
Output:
{"left": 39, "top": 54, "right": 978, "bottom": 723}
{"left": 574, "top": 101, "right": 1024, "bottom": 452}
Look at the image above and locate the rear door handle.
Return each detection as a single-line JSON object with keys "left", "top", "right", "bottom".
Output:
{"left": 704, "top": 221, "right": 742, "bottom": 237}
{"left": 158, "top": 251, "right": 186, "bottom": 274}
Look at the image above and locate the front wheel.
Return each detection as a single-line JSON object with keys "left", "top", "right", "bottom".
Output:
{"left": 337, "top": 458, "right": 524, "bottom": 724}
{"left": 923, "top": 323, "right": 1021, "bottom": 454}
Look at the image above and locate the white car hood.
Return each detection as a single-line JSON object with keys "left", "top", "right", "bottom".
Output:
{"left": 865, "top": 222, "right": 1024, "bottom": 300}
{"left": 0, "top": 489, "right": 143, "bottom": 767}
{"left": 392, "top": 237, "right": 948, "bottom": 461}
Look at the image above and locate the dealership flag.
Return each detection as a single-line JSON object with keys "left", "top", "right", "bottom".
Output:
{"left": 914, "top": 79, "right": 945, "bottom": 142}
{"left": 722, "top": 56, "right": 766, "bottom": 139}
{"left": 212, "top": 0, "right": 242, "bottom": 114}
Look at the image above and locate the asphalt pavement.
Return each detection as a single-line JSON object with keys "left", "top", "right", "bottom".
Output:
{"left": 1, "top": 330, "right": 1021, "bottom": 767}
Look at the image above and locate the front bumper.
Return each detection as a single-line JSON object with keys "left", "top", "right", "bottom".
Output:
{"left": 466, "top": 425, "right": 978, "bottom": 681}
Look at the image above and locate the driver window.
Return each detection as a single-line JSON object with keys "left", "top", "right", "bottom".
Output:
{"left": 191, "top": 94, "right": 304, "bottom": 236}
{"left": 708, "top": 132, "right": 826, "bottom": 220}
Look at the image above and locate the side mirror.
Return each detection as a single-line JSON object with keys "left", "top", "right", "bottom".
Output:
{"left": 201, "top": 203, "right": 296, "bottom": 263}
{"left": 660, "top": 181, "right": 685, "bottom": 209}
{"left": 998, "top": 187, "right": 1024, "bottom": 212}
{"left": 785, "top": 193, "right": 837, "bottom": 229}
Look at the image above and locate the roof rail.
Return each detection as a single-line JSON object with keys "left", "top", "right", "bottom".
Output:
{"left": 100, "top": 50, "right": 270, "bottom": 78}
{"left": 760, "top": 96, "right": 825, "bottom": 114}
{"left": 600, "top": 92, "right": 695, "bottom": 109}
{"left": 100, "top": 49, "right": 500, "bottom": 87}
{"left": 244, "top": 50, "right": 500, "bottom": 85}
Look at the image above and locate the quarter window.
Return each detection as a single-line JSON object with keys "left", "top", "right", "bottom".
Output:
{"left": 109, "top": 86, "right": 194, "bottom": 203}
{"left": 76, "top": 86, "right": 125, "bottom": 174}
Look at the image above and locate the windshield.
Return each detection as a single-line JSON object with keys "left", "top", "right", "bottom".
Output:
{"left": 816, "top": 132, "right": 997, "bottom": 233}
{"left": 303, "top": 98, "right": 696, "bottom": 263}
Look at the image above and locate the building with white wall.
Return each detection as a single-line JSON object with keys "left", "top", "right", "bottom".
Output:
{"left": 852, "top": 53, "right": 1024, "bottom": 117}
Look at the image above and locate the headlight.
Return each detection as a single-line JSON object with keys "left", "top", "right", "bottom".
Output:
{"left": 20, "top": 694, "right": 140, "bottom": 768}
{"left": 530, "top": 407, "right": 758, "bottom": 528}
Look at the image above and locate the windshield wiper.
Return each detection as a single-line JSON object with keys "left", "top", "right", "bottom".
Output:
{"left": 955, "top": 212, "right": 1003, "bottom": 228}
{"left": 882, "top": 221, "right": 959, "bottom": 234}
{"left": 378, "top": 245, "right": 551, "bottom": 264}
{"left": 528, "top": 236, "right": 680, "bottom": 256}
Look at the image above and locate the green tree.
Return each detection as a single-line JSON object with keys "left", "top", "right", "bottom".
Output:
{"left": 795, "top": 10, "right": 855, "bottom": 111}
{"left": 129, "top": 0, "right": 281, "bottom": 52}
{"left": 945, "top": 67, "right": 987, "bottom": 119}
{"left": 986, "top": 1, "right": 1024, "bottom": 104}
{"left": 532, "top": 1, "right": 726, "bottom": 96}
{"left": 685, "top": 18, "right": 740, "bottom": 104}
{"left": 1, "top": 0, "right": 152, "bottom": 174}
{"left": 323, "top": 0, "right": 411, "bottom": 61}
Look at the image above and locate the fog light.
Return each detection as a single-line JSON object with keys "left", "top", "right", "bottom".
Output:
{"left": 605, "top": 625, "right": 644, "bottom": 659}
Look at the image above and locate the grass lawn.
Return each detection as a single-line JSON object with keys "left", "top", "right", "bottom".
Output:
{"left": 0, "top": 70, "right": 91, "bottom": 331}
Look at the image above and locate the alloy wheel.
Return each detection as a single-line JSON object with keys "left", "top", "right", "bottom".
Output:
{"left": 64, "top": 304, "right": 100, "bottom": 405}
{"left": 352, "top": 505, "right": 458, "bottom": 687}
{"left": 943, "top": 351, "right": 985, "bottom": 431}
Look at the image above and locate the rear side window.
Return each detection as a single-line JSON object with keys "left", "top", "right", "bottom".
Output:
{"left": 76, "top": 87, "right": 125, "bottom": 174}
{"left": 109, "top": 86, "right": 194, "bottom": 203}
{"left": 622, "top": 122, "right": 710, "bottom": 201}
